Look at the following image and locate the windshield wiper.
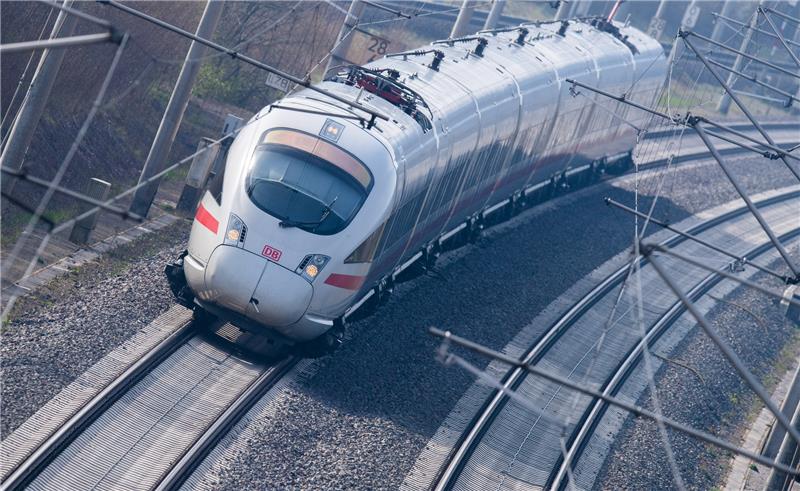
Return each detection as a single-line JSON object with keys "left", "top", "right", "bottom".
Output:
{"left": 279, "top": 195, "right": 339, "bottom": 230}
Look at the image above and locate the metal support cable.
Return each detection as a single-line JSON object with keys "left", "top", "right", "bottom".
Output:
{"left": 763, "top": 6, "right": 800, "bottom": 27}
{"left": 758, "top": 7, "right": 800, "bottom": 69}
{"left": 0, "top": 33, "right": 114, "bottom": 54}
{"left": 645, "top": 252, "right": 800, "bottom": 447}
{"left": 36, "top": 0, "right": 113, "bottom": 30}
{"left": 713, "top": 11, "right": 800, "bottom": 50}
{"left": 429, "top": 328, "right": 800, "bottom": 477}
{"left": 564, "top": 78, "right": 799, "bottom": 163}
{"left": 361, "top": 0, "right": 411, "bottom": 19}
{"left": 692, "top": 124, "right": 800, "bottom": 280}
{"left": 605, "top": 198, "right": 792, "bottom": 283}
{"left": 631, "top": 238, "right": 687, "bottom": 490}
{"left": 681, "top": 34, "right": 800, "bottom": 184}
{"left": 706, "top": 58, "right": 799, "bottom": 105}
{"left": 0, "top": 167, "right": 143, "bottom": 222}
{"left": 100, "top": 0, "right": 388, "bottom": 124}
{"left": 1, "top": 33, "right": 129, "bottom": 282}
{"left": 649, "top": 244, "right": 800, "bottom": 299}
{"left": 0, "top": 98, "right": 277, "bottom": 321}
{"left": 683, "top": 30, "right": 800, "bottom": 80}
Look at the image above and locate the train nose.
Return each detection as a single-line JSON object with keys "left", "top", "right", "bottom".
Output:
{"left": 245, "top": 260, "right": 312, "bottom": 326}
{"left": 205, "top": 246, "right": 312, "bottom": 328}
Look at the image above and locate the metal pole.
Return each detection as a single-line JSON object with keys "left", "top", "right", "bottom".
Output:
{"left": 764, "top": 5, "right": 800, "bottom": 26}
{"left": 692, "top": 124, "right": 800, "bottom": 280}
{"left": 572, "top": 0, "right": 592, "bottom": 18}
{"left": 0, "top": 0, "right": 77, "bottom": 194}
{"left": 717, "top": 2, "right": 762, "bottom": 114}
{"left": 68, "top": 178, "right": 111, "bottom": 244}
{"left": 710, "top": 0, "right": 738, "bottom": 42}
{"left": 451, "top": 0, "right": 477, "bottom": 38}
{"left": 324, "top": 0, "right": 365, "bottom": 77}
{"left": 555, "top": 0, "right": 571, "bottom": 20}
{"left": 687, "top": 30, "right": 799, "bottom": 80}
{"left": 128, "top": 0, "right": 224, "bottom": 218}
{"left": 483, "top": 0, "right": 505, "bottom": 30}
{"left": 105, "top": 0, "right": 387, "bottom": 124}
{"left": 646, "top": 0, "right": 669, "bottom": 41}
{"left": 682, "top": 34, "right": 800, "bottom": 183}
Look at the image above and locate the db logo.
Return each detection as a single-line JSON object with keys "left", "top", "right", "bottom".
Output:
{"left": 262, "top": 245, "right": 282, "bottom": 262}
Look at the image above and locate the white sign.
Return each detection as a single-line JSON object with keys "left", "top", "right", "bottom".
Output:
{"left": 647, "top": 17, "right": 666, "bottom": 40}
{"left": 681, "top": 3, "right": 701, "bottom": 29}
{"left": 265, "top": 72, "right": 291, "bottom": 93}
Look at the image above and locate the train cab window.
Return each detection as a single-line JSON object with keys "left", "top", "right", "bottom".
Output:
{"left": 246, "top": 129, "right": 373, "bottom": 235}
{"left": 345, "top": 221, "right": 386, "bottom": 263}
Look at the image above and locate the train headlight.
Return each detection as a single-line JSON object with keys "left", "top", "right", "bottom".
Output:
{"left": 297, "top": 254, "right": 330, "bottom": 283}
{"left": 224, "top": 213, "right": 247, "bottom": 248}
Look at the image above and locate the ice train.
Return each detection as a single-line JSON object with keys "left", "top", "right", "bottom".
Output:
{"left": 166, "top": 17, "right": 666, "bottom": 354}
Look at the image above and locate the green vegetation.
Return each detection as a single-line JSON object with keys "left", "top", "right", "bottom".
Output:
{"left": 2, "top": 219, "right": 191, "bottom": 327}
{"left": 194, "top": 63, "right": 243, "bottom": 103}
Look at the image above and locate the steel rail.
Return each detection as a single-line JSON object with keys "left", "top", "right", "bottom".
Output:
{"left": 604, "top": 198, "right": 790, "bottom": 282}
{"left": 153, "top": 357, "right": 299, "bottom": 491}
{"left": 550, "top": 224, "right": 800, "bottom": 489}
{"left": 431, "top": 189, "right": 800, "bottom": 490}
{"left": 0, "top": 321, "right": 197, "bottom": 491}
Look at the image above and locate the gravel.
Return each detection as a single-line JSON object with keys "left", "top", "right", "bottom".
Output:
{"left": 596, "top": 249, "right": 800, "bottom": 490}
{"left": 191, "top": 153, "right": 798, "bottom": 490}
{"left": 2, "top": 149, "right": 794, "bottom": 489}
{"left": 0, "top": 219, "right": 190, "bottom": 438}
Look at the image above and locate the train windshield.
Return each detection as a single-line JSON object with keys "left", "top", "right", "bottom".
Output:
{"left": 246, "top": 130, "right": 372, "bottom": 235}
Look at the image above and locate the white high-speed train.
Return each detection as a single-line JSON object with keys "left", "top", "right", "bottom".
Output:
{"left": 166, "top": 17, "right": 666, "bottom": 355}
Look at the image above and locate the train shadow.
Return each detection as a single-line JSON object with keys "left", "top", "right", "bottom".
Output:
{"left": 296, "top": 179, "right": 696, "bottom": 436}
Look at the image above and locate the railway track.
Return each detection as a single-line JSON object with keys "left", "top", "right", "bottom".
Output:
{"left": 431, "top": 188, "right": 800, "bottom": 491}
{"left": 0, "top": 321, "right": 298, "bottom": 491}
{"left": 1, "top": 125, "right": 795, "bottom": 491}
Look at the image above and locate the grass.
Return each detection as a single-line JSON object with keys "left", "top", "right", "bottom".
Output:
{"left": 2, "top": 218, "right": 191, "bottom": 327}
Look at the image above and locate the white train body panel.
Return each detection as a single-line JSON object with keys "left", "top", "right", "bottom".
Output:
{"left": 182, "top": 19, "right": 666, "bottom": 343}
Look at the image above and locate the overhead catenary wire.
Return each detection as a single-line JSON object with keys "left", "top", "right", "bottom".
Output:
{"left": 757, "top": 6, "right": 800, "bottom": 69}
{"left": 100, "top": 0, "right": 388, "bottom": 126}
{"left": 37, "top": 0, "right": 113, "bottom": 31}
{"left": 645, "top": 250, "right": 800, "bottom": 447}
{"left": 1, "top": 167, "right": 144, "bottom": 222}
{"left": 0, "top": 4, "right": 55, "bottom": 141}
{"left": 0, "top": 99, "right": 276, "bottom": 320}
{"left": 429, "top": 328, "right": 800, "bottom": 477}
{"left": 1, "top": 33, "right": 130, "bottom": 287}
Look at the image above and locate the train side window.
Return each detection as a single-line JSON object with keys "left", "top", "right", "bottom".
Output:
{"left": 345, "top": 221, "right": 387, "bottom": 263}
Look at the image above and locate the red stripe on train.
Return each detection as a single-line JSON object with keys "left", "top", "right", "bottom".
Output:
{"left": 195, "top": 203, "right": 219, "bottom": 234}
{"left": 324, "top": 273, "right": 365, "bottom": 290}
